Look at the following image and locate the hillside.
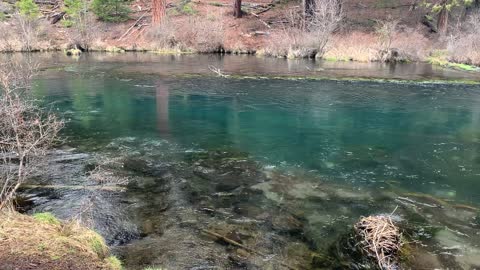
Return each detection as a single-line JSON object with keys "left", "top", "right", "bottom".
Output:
{"left": 0, "top": 0, "right": 479, "bottom": 66}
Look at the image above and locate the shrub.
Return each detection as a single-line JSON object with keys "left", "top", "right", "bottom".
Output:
{"left": 446, "top": 12, "right": 480, "bottom": 66}
{"left": 16, "top": 0, "right": 40, "bottom": 19}
{"left": 92, "top": 0, "right": 130, "bottom": 22}
{"left": 14, "top": 0, "right": 40, "bottom": 51}
{"left": 263, "top": 0, "right": 342, "bottom": 59}
{"left": 148, "top": 17, "right": 224, "bottom": 53}
{"left": 0, "top": 61, "right": 63, "bottom": 208}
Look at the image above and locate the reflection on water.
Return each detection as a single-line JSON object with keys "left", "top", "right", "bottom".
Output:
{"left": 3, "top": 52, "right": 480, "bottom": 81}
{"left": 39, "top": 74, "right": 480, "bottom": 205}
{"left": 18, "top": 53, "right": 480, "bottom": 269}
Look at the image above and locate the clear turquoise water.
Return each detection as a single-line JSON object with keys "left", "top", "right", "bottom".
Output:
{"left": 25, "top": 53, "right": 480, "bottom": 268}
{"left": 37, "top": 72, "right": 480, "bottom": 205}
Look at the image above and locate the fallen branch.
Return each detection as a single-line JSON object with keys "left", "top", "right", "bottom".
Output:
{"left": 118, "top": 12, "right": 148, "bottom": 41}
{"left": 249, "top": 12, "right": 271, "bottom": 28}
{"left": 202, "top": 229, "right": 265, "bottom": 256}
{"left": 202, "top": 229, "right": 298, "bottom": 270}
{"left": 208, "top": 65, "right": 230, "bottom": 78}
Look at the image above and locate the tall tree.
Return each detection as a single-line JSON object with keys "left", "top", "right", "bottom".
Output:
{"left": 233, "top": 0, "right": 241, "bottom": 18}
{"left": 152, "top": 0, "right": 166, "bottom": 25}
{"left": 423, "top": 0, "right": 473, "bottom": 34}
{"left": 437, "top": 0, "right": 449, "bottom": 33}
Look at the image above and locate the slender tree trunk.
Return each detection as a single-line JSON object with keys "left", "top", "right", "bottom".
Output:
{"left": 152, "top": 0, "right": 166, "bottom": 25}
{"left": 233, "top": 0, "right": 242, "bottom": 18}
{"left": 437, "top": 0, "right": 448, "bottom": 34}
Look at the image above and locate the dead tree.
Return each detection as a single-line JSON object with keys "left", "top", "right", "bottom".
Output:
{"left": 152, "top": 0, "right": 166, "bottom": 25}
{"left": 233, "top": 0, "right": 242, "bottom": 18}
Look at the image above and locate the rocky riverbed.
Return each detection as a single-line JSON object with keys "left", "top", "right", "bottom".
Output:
{"left": 17, "top": 137, "right": 480, "bottom": 269}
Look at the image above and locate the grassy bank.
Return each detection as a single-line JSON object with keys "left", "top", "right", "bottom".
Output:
{"left": 0, "top": 211, "right": 122, "bottom": 270}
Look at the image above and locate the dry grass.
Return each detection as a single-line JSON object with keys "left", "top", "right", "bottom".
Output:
{"left": 0, "top": 210, "right": 120, "bottom": 270}
{"left": 258, "top": 29, "right": 320, "bottom": 58}
{"left": 447, "top": 13, "right": 480, "bottom": 66}
{"left": 0, "top": 19, "right": 54, "bottom": 52}
{"left": 354, "top": 215, "right": 402, "bottom": 270}
{"left": 324, "top": 31, "right": 377, "bottom": 62}
{"left": 324, "top": 28, "right": 431, "bottom": 62}
{"left": 147, "top": 16, "right": 224, "bottom": 53}
{"left": 391, "top": 27, "right": 431, "bottom": 61}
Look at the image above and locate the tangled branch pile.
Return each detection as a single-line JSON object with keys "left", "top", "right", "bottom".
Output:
{"left": 354, "top": 215, "right": 402, "bottom": 270}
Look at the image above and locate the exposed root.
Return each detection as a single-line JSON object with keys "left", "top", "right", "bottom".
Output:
{"left": 354, "top": 214, "right": 402, "bottom": 270}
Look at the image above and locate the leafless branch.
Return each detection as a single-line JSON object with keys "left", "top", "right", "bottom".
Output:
{"left": 0, "top": 60, "right": 64, "bottom": 210}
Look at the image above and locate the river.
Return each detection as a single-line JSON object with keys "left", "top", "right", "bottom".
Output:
{"left": 10, "top": 52, "right": 480, "bottom": 269}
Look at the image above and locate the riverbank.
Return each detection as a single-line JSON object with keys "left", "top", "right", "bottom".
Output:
{"left": 1, "top": 0, "right": 479, "bottom": 69}
{"left": 0, "top": 211, "right": 121, "bottom": 270}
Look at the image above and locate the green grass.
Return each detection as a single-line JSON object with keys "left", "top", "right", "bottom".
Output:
{"left": 89, "top": 232, "right": 108, "bottom": 259}
{"left": 428, "top": 50, "right": 478, "bottom": 72}
{"left": 181, "top": 3, "right": 196, "bottom": 14}
{"left": 448, "top": 62, "right": 477, "bottom": 71}
{"left": 143, "top": 267, "right": 166, "bottom": 270}
{"left": 323, "top": 56, "right": 351, "bottom": 62}
{"left": 33, "top": 212, "right": 61, "bottom": 225}
{"left": 106, "top": 256, "right": 123, "bottom": 270}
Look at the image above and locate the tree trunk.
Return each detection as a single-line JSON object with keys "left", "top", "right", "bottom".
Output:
{"left": 152, "top": 0, "right": 166, "bottom": 25}
{"left": 436, "top": 0, "right": 448, "bottom": 34}
{"left": 233, "top": 0, "right": 242, "bottom": 18}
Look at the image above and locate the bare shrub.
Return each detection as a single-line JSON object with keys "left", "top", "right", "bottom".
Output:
{"left": 391, "top": 27, "right": 431, "bottom": 61}
{"left": 148, "top": 17, "right": 224, "bottom": 53}
{"left": 0, "top": 60, "right": 63, "bottom": 209}
{"left": 177, "top": 17, "right": 224, "bottom": 53}
{"left": 14, "top": 13, "right": 39, "bottom": 51}
{"left": 260, "top": 29, "right": 319, "bottom": 58}
{"left": 375, "top": 18, "right": 399, "bottom": 52}
{"left": 447, "top": 12, "right": 480, "bottom": 65}
{"left": 147, "top": 19, "right": 182, "bottom": 51}
{"left": 305, "top": 0, "right": 343, "bottom": 57}
{"left": 0, "top": 23, "right": 22, "bottom": 52}
{"left": 262, "top": 0, "right": 342, "bottom": 58}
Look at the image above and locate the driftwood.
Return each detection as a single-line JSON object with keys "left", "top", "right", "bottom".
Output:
{"left": 354, "top": 209, "right": 402, "bottom": 270}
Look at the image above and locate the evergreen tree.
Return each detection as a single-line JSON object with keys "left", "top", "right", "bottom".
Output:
{"left": 92, "top": 0, "right": 130, "bottom": 22}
